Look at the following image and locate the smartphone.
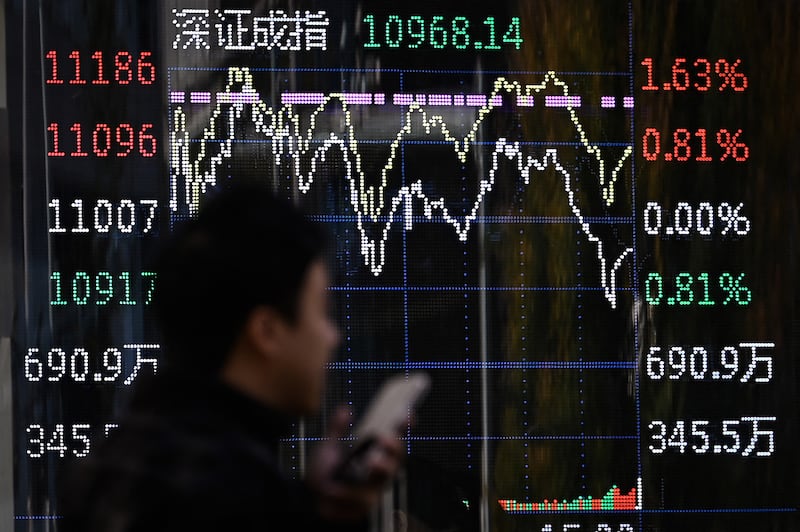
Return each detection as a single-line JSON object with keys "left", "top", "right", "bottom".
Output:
{"left": 334, "top": 372, "right": 430, "bottom": 483}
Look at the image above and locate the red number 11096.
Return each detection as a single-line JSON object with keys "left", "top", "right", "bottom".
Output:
{"left": 47, "top": 123, "right": 157, "bottom": 158}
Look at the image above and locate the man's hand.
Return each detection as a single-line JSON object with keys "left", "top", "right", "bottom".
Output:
{"left": 308, "top": 406, "right": 404, "bottom": 522}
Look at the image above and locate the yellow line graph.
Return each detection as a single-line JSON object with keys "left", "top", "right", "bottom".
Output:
{"left": 169, "top": 67, "right": 633, "bottom": 307}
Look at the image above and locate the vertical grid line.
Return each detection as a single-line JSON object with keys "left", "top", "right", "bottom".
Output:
{"left": 628, "top": 2, "right": 645, "bottom": 529}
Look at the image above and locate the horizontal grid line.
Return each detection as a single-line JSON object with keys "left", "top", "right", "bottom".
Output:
{"left": 312, "top": 215, "right": 633, "bottom": 224}
{"left": 280, "top": 435, "right": 638, "bottom": 443}
{"left": 501, "top": 508, "right": 798, "bottom": 515}
{"left": 186, "top": 139, "right": 633, "bottom": 147}
{"left": 167, "top": 67, "right": 633, "bottom": 76}
{"left": 18, "top": 507, "right": 795, "bottom": 519}
{"left": 328, "top": 286, "right": 635, "bottom": 292}
{"left": 640, "top": 508, "right": 798, "bottom": 514}
{"left": 327, "top": 361, "right": 634, "bottom": 370}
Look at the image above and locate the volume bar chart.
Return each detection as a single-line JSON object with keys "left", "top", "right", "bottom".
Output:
{"left": 499, "top": 478, "right": 642, "bottom": 514}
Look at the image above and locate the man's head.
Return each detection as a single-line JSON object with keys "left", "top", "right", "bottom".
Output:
{"left": 155, "top": 186, "right": 340, "bottom": 414}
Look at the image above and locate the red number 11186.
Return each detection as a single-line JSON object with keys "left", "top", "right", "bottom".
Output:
{"left": 45, "top": 50, "right": 155, "bottom": 86}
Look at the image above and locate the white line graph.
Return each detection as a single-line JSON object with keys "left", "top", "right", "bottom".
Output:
{"left": 169, "top": 67, "right": 633, "bottom": 307}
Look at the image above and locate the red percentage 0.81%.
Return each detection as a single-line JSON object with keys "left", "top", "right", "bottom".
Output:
{"left": 642, "top": 128, "right": 749, "bottom": 163}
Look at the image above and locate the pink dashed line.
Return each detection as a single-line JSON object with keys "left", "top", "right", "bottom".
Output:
{"left": 427, "top": 94, "right": 452, "bottom": 105}
{"left": 544, "top": 95, "right": 582, "bottom": 107}
{"left": 217, "top": 92, "right": 261, "bottom": 104}
{"left": 174, "top": 91, "right": 630, "bottom": 110}
{"left": 466, "top": 94, "right": 487, "bottom": 106}
{"left": 190, "top": 92, "right": 211, "bottom": 104}
{"left": 281, "top": 92, "right": 325, "bottom": 105}
{"left": 517, "top": 95, "right": 535, "bottom": 107}
{"left": 342, "top": 93, "right": 373, "bottom": 105}
{"left": 393, "top": 94, "right": 413, "bottom": 105}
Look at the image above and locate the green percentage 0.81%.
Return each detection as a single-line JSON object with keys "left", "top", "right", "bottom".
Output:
{"left": 645, "top": 272, "right": 752, "bottom": 307}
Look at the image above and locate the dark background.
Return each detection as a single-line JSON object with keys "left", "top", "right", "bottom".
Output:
{"left": 4, "top": 1, "right": 798, "bottom": 530}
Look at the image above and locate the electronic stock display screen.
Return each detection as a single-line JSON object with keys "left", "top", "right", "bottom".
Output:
{"left": 3, "top": 1, "right": 798, "bottom": 530}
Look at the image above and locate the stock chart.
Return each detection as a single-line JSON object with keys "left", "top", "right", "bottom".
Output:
{"left": 3, "top": 1, "right": 798, "bottom": 530}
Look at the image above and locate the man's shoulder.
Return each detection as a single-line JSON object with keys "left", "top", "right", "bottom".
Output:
{"left": 90, "top": 402, "right": 288, "bottom": 491}
{"left": 60, "top": 387, "right": 310, "bottom": 531}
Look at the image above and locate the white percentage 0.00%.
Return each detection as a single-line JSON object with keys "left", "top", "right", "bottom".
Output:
{"left": 643, "top": 201, "right": 750, "bottom": 237}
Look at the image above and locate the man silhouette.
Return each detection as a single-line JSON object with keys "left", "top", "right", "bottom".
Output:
{"left": 62, "top": 185, "right": 402, "bottom": 531}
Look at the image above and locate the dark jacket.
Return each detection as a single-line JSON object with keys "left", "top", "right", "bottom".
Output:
{"left": 60, "top": 372, "right": 359, "bottom": 531}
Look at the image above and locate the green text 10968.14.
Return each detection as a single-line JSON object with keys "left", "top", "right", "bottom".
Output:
{"left": 362, "top": 15, "right": 522, "bottom": 50}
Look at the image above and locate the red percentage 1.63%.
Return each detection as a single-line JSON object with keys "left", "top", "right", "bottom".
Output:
{"left": 641, "top": 57, "right": 747, "bottom": 92}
